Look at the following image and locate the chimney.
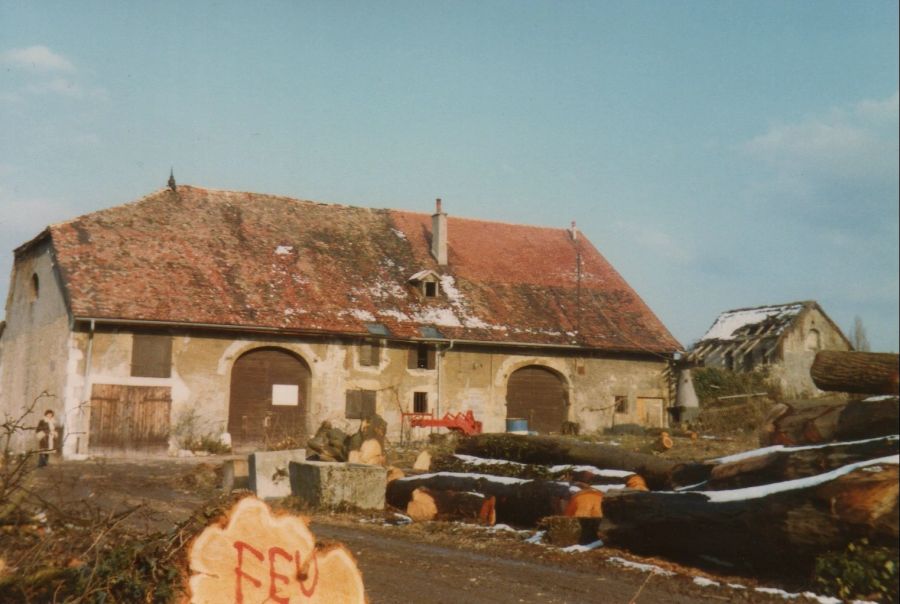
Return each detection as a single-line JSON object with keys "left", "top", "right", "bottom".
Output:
{"left": 569, "top": 220, "right": 578, "bottom": 241}
{"left": 431, "top": 198, "right": 448, "bottom": 265}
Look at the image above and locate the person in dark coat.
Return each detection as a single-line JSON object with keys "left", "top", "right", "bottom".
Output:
{"left": 36, "top": 409, "right": 58, "bottom": 468}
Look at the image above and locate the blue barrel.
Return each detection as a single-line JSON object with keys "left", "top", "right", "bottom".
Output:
{"left": 506, "top": 418, "right": 529, "bottom": 433}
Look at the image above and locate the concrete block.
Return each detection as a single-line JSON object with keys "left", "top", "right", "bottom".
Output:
{"left": 222, "top": 458, "right": 250, "bottom": 492}
{"left": 290, "top": 460, "right": 387, "bottom": 511}
{"left": 249, "top": 448, "right": 307, "bottom": 500}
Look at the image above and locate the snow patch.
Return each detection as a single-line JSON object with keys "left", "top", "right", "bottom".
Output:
{"left": 694, "top": 455, "right": 899, "bottom": 503}
{"left": 391, "top": 228, "right": 407, "bottom": 240}
{"left": 525, "top": 530, "right": 545, "bottom": 544}
{"left": 701, "top": 303, "right": 805, "bottom": 341}
{"left": 693, "top": 577, "right": 720, "bottom": 587}
{"left": 713, "top": 435, "right": 899, "bottom": 464}
{"left": 454, "top": 454, "right": 526, "bottom": 468}
{"left": 608, "top": 556, "right": 675, "bottom": 576}
{"left": 547, "top": 464, "right": 634, "bottom": 478}
{"left": 753, "top": 587, "right": 841, "bottom": 604}
{"left": 274, "top": 245, "right": 293, "bottom": 255}
{"left": 348, "top": 309, "right": 376, "bottom": 322}
{"left": 397, "top": 472, "right": 532, "bottom": 485}
{"left": 561, "top": 539, "right": 604, "bottom": 553}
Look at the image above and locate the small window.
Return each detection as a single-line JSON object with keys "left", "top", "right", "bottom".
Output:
{"left": 424, "top": 281, "right": 438, "bottom": 297}
{"left": 30, "top": 273, "right": 40, "bottom": 301}
{"left": 131, "top": 334, "right": 172, "bottom": 378}
{"left": 614, "top": 395, "right": 628, "bottom": 414}
{"left": 413, "top": 392, "right": 428, "bottom": 413}
{"left": 804, "top": 329, "right": 821, "bottom": 352}
{"left": 408, "top": 345, "right": 436, "bottom": 370}
{"left": 346, "top": 390, "right": 377, "bottom": 419}
{"left": 359, "top": 343, "right": 380, "bottom": 367}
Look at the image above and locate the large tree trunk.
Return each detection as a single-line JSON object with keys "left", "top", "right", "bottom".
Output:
{"left": 707, "top": 435, "right": 899, "bottom": 490}
{"left": 759, "top": 398, "right": 899, "bottom": 446}
{"left": 404, "top": 487, "right": 496, "bottom": 525}
{"left": 811, "top": 351, "right": 900, "bottom": 395}
{"left": 599, "top": 461, "right": 899, "bottom": 575}
{"left": 431, "top": 453, "right": 637, "bottom": 486}
{"left": 455, "top": 434, "right": 710, "bottom": 490}
{"left": 386, "top": 472, "right": 575, "bottom": 527}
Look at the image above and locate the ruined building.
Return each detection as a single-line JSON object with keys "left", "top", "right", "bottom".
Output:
{"left": 687, "top": 301, "right": 852, "bottom": 399}
{"left": 0, "top": 185, "right": 680, "bottom": 456}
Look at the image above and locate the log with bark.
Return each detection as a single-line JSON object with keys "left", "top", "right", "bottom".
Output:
{"left": 598, "top": 458, "right": 899, "bottom": 574}
{"left": 759, "top": 397, "right": 899, "bottom": 446}
{"left": 811, "top": 350, "right": 900, "bottom": 395}
{"left": 707, "top": 434, "right": 899, "bottom": 490}
{"left": 404, "top": 487, "right": 496, "bottom": 525}
{"left": 538, "top": 516, "right": 603, "bottom": 546}
{"left": 386, "top": 472, "right": 575, "bottom": 526}
{"left": 455, "top": 433, "right": 710, "bottom": 490}
{"left": 431, "top": 453, "right": 640, "bottom": 487}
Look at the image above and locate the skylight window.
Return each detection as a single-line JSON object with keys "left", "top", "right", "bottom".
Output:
{"left": 419, "top": 326, "right": 445, "bottom": 339}
{"left": 365, "top": 322, "right": 392, "bottom": 337}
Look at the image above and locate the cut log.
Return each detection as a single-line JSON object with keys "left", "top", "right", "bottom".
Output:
{"left": 386, "top": 472, "right": 574, "bottom": 526}
{"left": 563, "top": 489, "right": 603, "bottom": 517}
{"left": 413, "top": 450, "right": 432, "bottom": 471}
{"left": 188, "top": 496, "right": 366, "bottom": 603}
{"left": 405, "top": 487, "right": 496, "bottom": 525}
{"left": 456, "top": 433, "right": 710, "bottom": 490}
{"left": 654, "top": 432, "right": 673, "bottom": 452}
{"left": 625, "top": 475, "right": 648, "bottom": 491}
{"left": 708, "top": 435, "right": 899, "bottom": 490}
{"left": 759, "top": 397, "right": 899, "bottom": 446}
{"left": 811, "top": 351, "right": 900, "bottom": 395}
{"left": 432, "top": 453, "right": 636, "bottom": 486}
{"left": 386, "top": 466, "right": 405, "bottom": 483}
{"left": 599, "top": 459, "right": 899, "bottom": 575}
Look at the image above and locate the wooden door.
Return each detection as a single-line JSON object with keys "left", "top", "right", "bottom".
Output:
{"left": 506, "top": 366, "right": 568, "bottom": 434}
{"left": 89, "top": 383, "right": 171, "bottom": 452}
{"left": 637, "top": 397, "right": 665, "bottom": 428}
{"left": 228, "top": 348, "right": 310, "bottom": 448}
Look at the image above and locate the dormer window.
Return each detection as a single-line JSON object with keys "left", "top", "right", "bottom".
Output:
{"left": 408, "top": 269, "right": 442, "bottom": 299}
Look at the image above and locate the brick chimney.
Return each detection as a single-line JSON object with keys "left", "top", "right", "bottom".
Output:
{"left": 431, "top": 198, "right": 448, "bottom": 265}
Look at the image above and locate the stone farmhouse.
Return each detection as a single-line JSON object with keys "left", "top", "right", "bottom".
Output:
{"left": 687, "top": 301, "right": 852, "bottom": 399}
{"left": 0, "top": 185, "right": 680, "bottom": 456}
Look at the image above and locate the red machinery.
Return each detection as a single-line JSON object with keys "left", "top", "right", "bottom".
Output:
{"left": 402, "top": 410, "right": 483, "bottom": 436}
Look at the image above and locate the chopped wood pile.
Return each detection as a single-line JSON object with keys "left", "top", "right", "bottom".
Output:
{"left": 384, "top": 356, "right": 899, "bottom": 576}
{"left": 307, "top": 415, "right": 387, "bottom": 465}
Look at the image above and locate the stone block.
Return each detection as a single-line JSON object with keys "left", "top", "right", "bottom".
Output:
{"left": 290, "top": 460, "right": 387, "bottom": 511}
{"left": 249, "top": 449, "right": 307, "bottom": 500}
{"left": 222, "top": 458, "right": 250, "bottom": 492}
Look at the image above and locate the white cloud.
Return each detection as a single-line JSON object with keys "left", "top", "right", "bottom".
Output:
{"left": 0, "top": 45, "right": 75, "bottom": 72}
{"left": 611, "top": 220, "right": 694, "bottom": 264}
{"left": 744, "top": 92, "right": 898, "bottom": 185}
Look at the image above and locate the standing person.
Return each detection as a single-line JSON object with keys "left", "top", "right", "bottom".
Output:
{"left": 36, "top": 409, "right": 58, "bottom": 468}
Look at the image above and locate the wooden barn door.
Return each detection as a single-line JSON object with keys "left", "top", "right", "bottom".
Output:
{"left": 506, "top": 366, "right": 568, "bottom": 434}
{"left": 228, "top": 348, "right": 311, "bottom": 450}
{"left": 637, "top": 397, "right": 665, "bottom": 428}
{"left": 89, "top": 384, "right": 171, "bottom": 453}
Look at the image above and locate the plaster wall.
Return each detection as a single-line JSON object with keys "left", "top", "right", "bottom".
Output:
{"left": 77, "top": 330, "right": 670, "bottom": 451}
{"left": 0, "top": 242, "right": 72, "bottom": 452}
{"left": 773, "top": 308, "right": 851, "bottom": 399}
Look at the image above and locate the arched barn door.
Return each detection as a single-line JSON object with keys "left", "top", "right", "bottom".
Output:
{"left": 506, "top": 366, "right": 568, "bottom": 434}
{"left": 228, "top": 348, "right": 310, "bottom": 449}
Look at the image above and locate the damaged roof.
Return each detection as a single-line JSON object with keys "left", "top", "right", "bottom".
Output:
{"left": 41, "top": 185, "right": 679, "bottom": 353}
{"left": 698, "top": 302, "right": 809, "bottom": 343}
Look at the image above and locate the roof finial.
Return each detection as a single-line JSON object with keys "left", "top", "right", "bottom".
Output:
{"left": 168, "top": 168, "right": 176, "bottom": 192}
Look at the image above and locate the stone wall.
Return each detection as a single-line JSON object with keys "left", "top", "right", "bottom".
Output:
{"left": 0, "top": 240, "right": 73, "bottom": 453}
{"left": 774, "top": 307, "right": 851, "bottom": 399}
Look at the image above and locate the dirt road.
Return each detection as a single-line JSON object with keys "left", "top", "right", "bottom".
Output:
{"left": 25, "top": 457, "right": 817, "bottom": 604}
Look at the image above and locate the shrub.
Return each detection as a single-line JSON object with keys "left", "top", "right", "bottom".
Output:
{"left": 692, "top": 366, "right": 771, "bottom": 405}
{"left": 813, "top": 539, "right": 899, "bottom": 602}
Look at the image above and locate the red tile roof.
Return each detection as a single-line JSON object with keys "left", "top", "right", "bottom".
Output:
{"left": 45, "top": 186, "right": 679, "bottom": 353}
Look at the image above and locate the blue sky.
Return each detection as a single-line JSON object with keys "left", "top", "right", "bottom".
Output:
{"left": 2, "top": 1, "right": 898, "bottom": 350}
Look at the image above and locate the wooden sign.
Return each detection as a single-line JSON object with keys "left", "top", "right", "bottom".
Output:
{"left": 187, "top": 497, "right": 366, "bottom": 603}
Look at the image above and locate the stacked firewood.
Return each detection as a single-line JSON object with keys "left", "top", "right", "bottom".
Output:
{"left": 386, "top": 351, "right": 899, "bottom": 575}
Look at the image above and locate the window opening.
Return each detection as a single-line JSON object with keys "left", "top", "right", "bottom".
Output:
{"left": 131, "top": 334, "right": 173, "bottom": 378}
{"left": 409, "top": 345, "right": 436, "bottom": 370}
{"left": 413, "top": 392, "right": 428, "bottom": 413}
{"left": 424, "top": 281, "right": 438, "bottom": 297}
{"left": 359, "top": 343, "right": 380, "bottom": 367}
{"left": 614, "top": 395, "right": 628, "bottom": 414}
{"left": 30, "top": 273, "right": 40, "bottom": 301}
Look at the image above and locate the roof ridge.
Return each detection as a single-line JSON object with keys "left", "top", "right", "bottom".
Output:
{"left": 718, "top": 300, "right": 813, "bottom": 314}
